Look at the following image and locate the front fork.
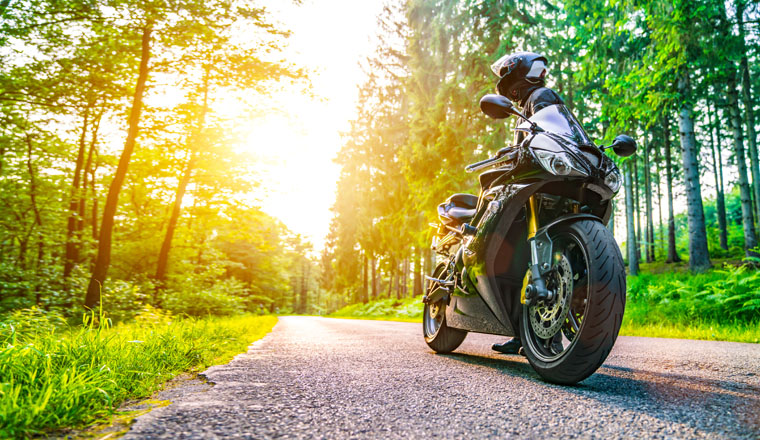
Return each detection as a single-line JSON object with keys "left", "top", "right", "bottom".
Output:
{"left": 521, "top": 195, "right": 553, "bottom": 306}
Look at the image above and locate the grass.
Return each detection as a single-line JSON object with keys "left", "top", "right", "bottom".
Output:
{"left": 330, "top": 296, "right": 423, "bottom": 321}
{"left": 0, "top": 306, "right": 277, "bottom": 438}
{"left": 331, "top": 264, "right": 759, "bottom": 344}
{"left": 619, "top": 320, "right": 758, "bottom": 343}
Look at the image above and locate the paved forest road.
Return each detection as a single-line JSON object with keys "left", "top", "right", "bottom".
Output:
{"left": 125, "top": 317, "right": 760, "bottom": 439}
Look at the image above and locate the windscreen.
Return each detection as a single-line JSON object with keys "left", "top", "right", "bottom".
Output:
{"left": 517, "top": 104, "right": 594, "bottom": 147}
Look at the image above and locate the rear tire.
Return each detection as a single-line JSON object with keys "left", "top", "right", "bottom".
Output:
{"left": 423, "top": 264, "right": 467, "bottom": 353}
{"left": 520, "top": 219, "right": 625, "bottom": 384}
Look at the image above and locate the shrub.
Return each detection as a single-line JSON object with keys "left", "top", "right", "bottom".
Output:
{"left": 162, "top": 278, "right": 246, "bottom": 317}
{"left": 626, "top": 264, "right": 760, "bottom": 324}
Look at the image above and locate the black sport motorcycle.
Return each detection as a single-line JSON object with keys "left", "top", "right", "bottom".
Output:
{"left": 423, "top": 94, "right": 636, "bottom": 385}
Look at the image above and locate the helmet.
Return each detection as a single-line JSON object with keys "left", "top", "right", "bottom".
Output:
{"left": 490, "top": 51, "right": 548, "bottom": 99}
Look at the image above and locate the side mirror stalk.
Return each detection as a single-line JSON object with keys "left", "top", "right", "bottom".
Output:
{"left": 480, "top": 94, "right": 543, "bottom": 133}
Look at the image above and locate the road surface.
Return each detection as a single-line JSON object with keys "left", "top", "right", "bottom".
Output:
{"left": 125, "top": 316, "right": 759, "bottom": 439}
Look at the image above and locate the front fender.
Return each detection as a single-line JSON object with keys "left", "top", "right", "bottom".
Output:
{"left": 533, "top": 213, "right": 603, "bottom": 276}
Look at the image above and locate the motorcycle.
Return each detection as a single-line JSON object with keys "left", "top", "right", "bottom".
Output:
{"left": 422, "top": 94, "right": 636, "bottom": 385}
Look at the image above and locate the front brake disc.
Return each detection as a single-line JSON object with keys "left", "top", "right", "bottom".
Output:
{"left": 529, "top": 254, "right": 573, "bottom": 339}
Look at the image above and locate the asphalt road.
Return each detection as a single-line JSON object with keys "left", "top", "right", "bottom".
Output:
{"left": 125, "top": 316, "right": 760, "bottom": 439}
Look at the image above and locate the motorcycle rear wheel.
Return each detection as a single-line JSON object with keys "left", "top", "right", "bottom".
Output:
{"left": 520, "top": 219, "right": 625, "bottom": 384}
{"left": 423, "top": 264, "right": 467, "bottom": 353}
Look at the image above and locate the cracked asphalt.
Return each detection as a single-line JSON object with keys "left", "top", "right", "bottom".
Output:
{"left": 125, "top": 316, "right": 760, "bottom": 439}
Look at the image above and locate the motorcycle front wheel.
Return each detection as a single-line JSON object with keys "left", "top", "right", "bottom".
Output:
{"left": 520, "top": 219, "right": 625, "bottom": 385}
{"left": 423, "top": 264, "right": 467, "bottom": 353}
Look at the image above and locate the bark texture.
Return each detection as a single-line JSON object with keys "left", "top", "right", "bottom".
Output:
{"left": 664, "top": 119, "right": 681, "bottom": 263}
{"left": 624, "top": 160, "right": 639, "bottom": 275}
{"left": 727, "top": 67, "right": 758, "bottom": 255}
{"left": 676, "top": 70, "right": 711, "bottom": 272}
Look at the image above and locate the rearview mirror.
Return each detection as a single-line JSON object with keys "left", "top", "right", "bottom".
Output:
{"left": 480, "top": 94, "right": 517, "bottom": 119}
{"left": 611, "top": 134, "right": 637, "bottom": 157}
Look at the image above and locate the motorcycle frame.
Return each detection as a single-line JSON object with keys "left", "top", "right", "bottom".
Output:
{"left": 439, "top": 144, "right": 615, "bottom": 338}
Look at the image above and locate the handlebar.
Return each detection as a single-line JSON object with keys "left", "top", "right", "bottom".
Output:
{"left": 465, "top": 148, "right": 518, "bottom": 173}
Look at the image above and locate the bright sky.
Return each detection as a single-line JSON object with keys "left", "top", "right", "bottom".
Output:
{"left": 237, "top": 0, "right": 385, "bottom": 251}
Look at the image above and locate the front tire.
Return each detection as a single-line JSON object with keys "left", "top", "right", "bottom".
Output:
{"left": 520, "top": 219, "right": 625, "bottom": 384}
{"left": 423, "top": 264, "right": 467, "bottom": 353}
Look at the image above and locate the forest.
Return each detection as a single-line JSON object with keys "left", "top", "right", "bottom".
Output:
{"left": 4, "top": 1, "right": 760, "bottom": 436}
{"left": 0, "top": 0, "right": 319, "bottom": 319}
{"left": 0, "top": 0, "right": 759, "bottom": 322}
{"left": 321, "top": 0, "right": 760, "bottom": 319}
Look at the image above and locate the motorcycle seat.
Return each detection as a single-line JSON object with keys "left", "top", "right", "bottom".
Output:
{"left": 447, "top": 193, "right": 478, "bottom": 209}
{"left": 447, "top": 206, "right": 476, "bottom": 223}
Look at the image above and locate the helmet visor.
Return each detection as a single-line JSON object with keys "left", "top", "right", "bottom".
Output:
{"left": 490, "top": 53, "right": 511, "bottom": 77}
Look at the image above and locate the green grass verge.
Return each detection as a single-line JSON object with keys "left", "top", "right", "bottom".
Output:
{"left": 0, "top": 307, "right": 277, "bottom": 438}
{"left": 331, "top": 264, "right": 759, "bottom": 344}
{"left": 332, "top": 299, "right": 759, "bottom": 343}
{"left": 330, "top": 296, "right": 423, "bottom": 321}
{"left": 619, "top": 320, "right": 759, "bottom": 343}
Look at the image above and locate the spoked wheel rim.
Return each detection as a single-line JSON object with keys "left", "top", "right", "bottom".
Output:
{"left": 524, "top": 230, "right": 590, "bottom": 363}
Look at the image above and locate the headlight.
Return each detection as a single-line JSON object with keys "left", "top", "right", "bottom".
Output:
{"left": 534, "top": 150, "right": 588, "bottom": 177}
{"left": 604, "top": 169, "right": 622, "bottom": 192}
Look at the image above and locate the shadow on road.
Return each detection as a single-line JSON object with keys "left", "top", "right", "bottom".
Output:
{"left": 438, "top": 351, "right": 539, "bottom": 381}
{"left": 440, "top": 351, "right": 760, "bottom": 437}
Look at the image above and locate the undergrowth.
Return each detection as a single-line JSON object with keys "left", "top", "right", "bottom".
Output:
{"left": 331, "top": 264, "right": 759, "bottom": 343}
{"left": 0, "top": 307, "right": 276, "bottom": 438}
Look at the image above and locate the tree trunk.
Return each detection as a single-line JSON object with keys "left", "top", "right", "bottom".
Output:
{"left": 708, "top": 101, "right": 728, "bottom": 250}
{"left": 24, "top": 134, "right": 44, "bottom": 305}
{"left": 413, "top": 248, "right": 422, "bottom": 297}
{"left": 664, "top": 117, "right": 682, "bottom": 263}
{"left": 154, "top": 64, "right": 211, "bottom": 302}
{"left": 655, "top": 140, "right": 664, "bottom": 256}
{"left": 386, "top": 264, "right": 394, "bottom": 298}
{"left": 633, "top": 158, "right": 642, "bottom": 261}
{"left": 624, "top": 160, "right": 639, "bottom": 275}
{"left": 737, "top": 3, "right": 760, "bottom": 226}
{"left": 371, "top": 257, "right": 377, "bottom": 299}
{"left": 91, "top": 163, "right": 98, "bottom": 242}
{"left": 85, "top": 23, "right": 152, "bottom": 309}
{"left": 644, "top": 140, "right": 654, "bottom": 262}
{"left": 301, "top": 260, "right": 309, "bottom": 313}
{"left": 79, "top": 111, "right": 102, "bottom": 239}
{"left": 154, "top": 154, "right": 196, "bottom": 300}
{"left": 64, "top": 104, "right": 91, "bottom": 282}
{"left": 362, "top": 252, "right": 368, "bottom": 303}
{"left": 676, "top": 69, "right": 711, "bottom": 272}
{"left": 395, "top": 260, "right": 401, "bottom": 299}
{"left": 400, "top": 258, "right": 405, "bottom": 297}
{"left": 727, "top": 66, "right": 758, "bottom": 255}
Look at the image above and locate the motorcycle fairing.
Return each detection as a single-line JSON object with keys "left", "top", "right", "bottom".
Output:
{"left": 446, "top": 182, "right": 546, "bottom": 335}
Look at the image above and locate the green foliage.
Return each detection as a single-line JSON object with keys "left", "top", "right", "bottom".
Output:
{"left": 162, "top": 278, "right": 247, "bottom": 317}
{"left": 331, "top": 296, "right": 423, "bottom": 321}
{"left": 0, "top": 0, "right": 317, "bottom": 318}
{"left": 0, "top": 309, "right": 277, "bottom": 437}
{"left": 330, "top": 265, "right": 760, "bottom": 343}
{"left": 626, "top": 264, "right": 760, "bottom": 323}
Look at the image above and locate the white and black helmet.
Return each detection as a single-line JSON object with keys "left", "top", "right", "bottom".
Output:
{"left": 491, "top": 51, "right": 548, "bottom": 99}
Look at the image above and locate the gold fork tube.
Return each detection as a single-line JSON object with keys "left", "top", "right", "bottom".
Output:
{"left": 527, "top": 195, "right": 539, "bottom": 239}
{"left": 522, "top": 195, "right": 540, "bottom": 304}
